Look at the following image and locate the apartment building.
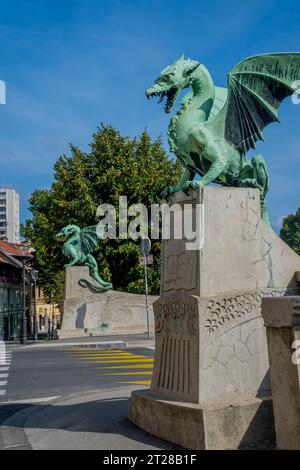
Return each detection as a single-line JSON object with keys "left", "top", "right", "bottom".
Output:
{"left": 0, "top": 187, "right": 20, "bottom": 243}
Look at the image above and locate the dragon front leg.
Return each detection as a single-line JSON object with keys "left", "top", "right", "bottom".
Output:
{"left": 161, "top": 166, "right": 195, "bottom": 199}
{"left": 187, "top": 125, "right": 227, "bottom": 188}
{"left": 64, "top": 253, "right": 80, "bottom": 268}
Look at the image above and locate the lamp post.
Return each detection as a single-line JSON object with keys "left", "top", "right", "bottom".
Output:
{"left": 31, "top": 269, "right": 39, "bottom": 341}
{"left": 20, "top": 258, "right": 28, "bottom": 344}
{"left": 19, "top": 247, "right": 35, "bottom": 344}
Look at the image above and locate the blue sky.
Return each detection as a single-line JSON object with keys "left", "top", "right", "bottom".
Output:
{"left": 0, "top": 0, "right": 300, "bottom": 229}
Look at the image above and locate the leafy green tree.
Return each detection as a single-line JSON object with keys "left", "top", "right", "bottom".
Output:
{"left": 22, "top": 125, "right": 181, "bottom": 300}
{"left": 280, "top": 209, "right": 300, "bottom": 256}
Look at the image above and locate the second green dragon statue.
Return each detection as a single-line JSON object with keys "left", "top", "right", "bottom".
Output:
{"left": 56, "top": 224, "right": 112, "bottom": 292}
{"left": 146, "top": 53, "right": 300, "bottom": 224}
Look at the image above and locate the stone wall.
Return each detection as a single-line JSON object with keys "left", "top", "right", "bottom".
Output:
{"left": 58, "top": 266, "right": 156, "bottom": 338}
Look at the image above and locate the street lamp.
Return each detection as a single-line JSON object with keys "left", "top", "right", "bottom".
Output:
{"left": 20, "top": 247, "right": 35, "bottom": 345}
{"left": 20, "top": 257, "right": 29, "bottom": 344}
{"left": 31, "top": 269, "right": 39, "bottom": 341}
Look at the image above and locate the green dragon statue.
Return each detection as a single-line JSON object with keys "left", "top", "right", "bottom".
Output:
{"left": 146, "top": 53, "right": 300, "bottom": 224}
{"left": 56, "top": 224, "right": 112, "bottom": 292}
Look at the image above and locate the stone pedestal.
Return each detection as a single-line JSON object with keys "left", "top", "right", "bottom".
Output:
{"left": 129, "top": 187, "right": 300, "bottom": 449}
{"left": 262, "top": 296, "right": 300, "bottom": 450}
{"left": 59, "top": 266, "right": 156, "bottom": 338}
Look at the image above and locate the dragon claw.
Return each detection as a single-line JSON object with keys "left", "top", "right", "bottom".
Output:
{"left": 161, "top": 186, "right": 173, "bottom": 199}
{"left": 182, "top": 180, "right": 199, "bottom": 194}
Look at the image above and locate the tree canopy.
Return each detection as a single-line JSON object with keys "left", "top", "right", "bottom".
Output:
{"left": 280, "top": 208, "right": 300, "bottom": 256}
{"left": 21, "top": 125, "right": 181, "bottom": 301}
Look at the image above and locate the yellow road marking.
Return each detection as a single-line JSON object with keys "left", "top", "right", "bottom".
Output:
{"left": 69, "top": 355, "right": 145, "bottom": 359}
{"left": 71, "top": 354, "right": 149, "bottom": 359}
{"left": 117, "top": 380, "right": 151, "bottom": 385}
{"left": 94, "top": 364, "right": 153, "bottom": 369}
{"left": 103, "top": 371, "right": 153, "bottom": 376}
{"left": 82, "top": 358, "right": 154, "bottom": 364}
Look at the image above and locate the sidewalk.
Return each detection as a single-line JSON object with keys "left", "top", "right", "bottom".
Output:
{"left": 5, "top": 333, "right": 155, "bottom": 350}
{"left": 0, "top": 387, "right": 173, "bottom": 450}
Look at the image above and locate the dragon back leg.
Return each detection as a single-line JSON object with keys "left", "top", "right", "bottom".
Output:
{"left": 237, "top": 154, "right": 270, "bottom": 225}
{"left": 85, "top": 254, "right": 112, "bottom": 289}
{"left": 251, "top": 155, "right": 270, "bottom": 225}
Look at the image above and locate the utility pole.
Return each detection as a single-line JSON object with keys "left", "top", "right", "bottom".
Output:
{"left": 31, "top": 269, "right": 39, "bottom": 341}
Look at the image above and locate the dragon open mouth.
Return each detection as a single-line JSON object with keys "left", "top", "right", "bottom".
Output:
{"left": 146, "top": 87, "right": 178, "bottom": 113}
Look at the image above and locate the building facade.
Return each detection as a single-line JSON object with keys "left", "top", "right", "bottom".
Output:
{"left": 0, "top": 243, "right": 25, "bottom": 341}
{"left": 0, "top": 240, "right": 62, "bottom": 341}
{"left": 0, "top": 188, "right": 20, "bottom": 243}
{"left": 31, "top": 286, "right": 61, "bottom": 333}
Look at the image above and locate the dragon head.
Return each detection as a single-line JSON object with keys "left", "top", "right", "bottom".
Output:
{"left": 56, "top": 224, "right": 80, "bottom": 239}
{"left": 146, "top": 55, "right": 200, "bottom": 113}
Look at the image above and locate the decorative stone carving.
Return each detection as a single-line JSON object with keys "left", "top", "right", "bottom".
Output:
{"left": 155, "top": 300, "right": 197, "bottom": 335}
{"left": 205, "top": 288, "right": 296, "bottom": 334}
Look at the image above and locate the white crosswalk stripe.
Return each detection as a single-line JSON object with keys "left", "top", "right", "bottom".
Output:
{"left": 0, "top": 395, "right": 61, "bottom": 405}
{"left": 0, "top": 346, "right": 12, "bottom": 397}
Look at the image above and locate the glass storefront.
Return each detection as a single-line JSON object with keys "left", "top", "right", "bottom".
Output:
{"left": 0, "top": 285, "right": 23, "bottom": 340}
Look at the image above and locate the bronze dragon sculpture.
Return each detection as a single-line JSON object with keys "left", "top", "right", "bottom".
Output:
{"left": 146, "top": 53, "right": 300, "bottom": 224}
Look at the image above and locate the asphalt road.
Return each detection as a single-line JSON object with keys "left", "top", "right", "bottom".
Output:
{"left": 0, "top": 344, "right": 176, "bottom": 450}
{"left": 1, "top": 345, "right": 154, "bottom": 401}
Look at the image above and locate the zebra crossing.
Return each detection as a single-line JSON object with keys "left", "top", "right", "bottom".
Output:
{"left": 64, "top": 348, "right": 154, "bottom": 385}
{"left": 0, "top": 343, "right": 11, "bottom": 396}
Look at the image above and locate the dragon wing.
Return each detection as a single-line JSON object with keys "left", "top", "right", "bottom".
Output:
{"left": 80, "top": 226, "right": 101, "bottom": 256}
{"left": 206, "top": 53, "right": 300, "bottom": 154}
{"left": 207, "top": 86, "right": 228, "bottom": 120}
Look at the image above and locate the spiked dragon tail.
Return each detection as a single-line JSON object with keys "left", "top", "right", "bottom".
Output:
{"left": 78, "top": 278, "right": 112, "bottom": 293}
